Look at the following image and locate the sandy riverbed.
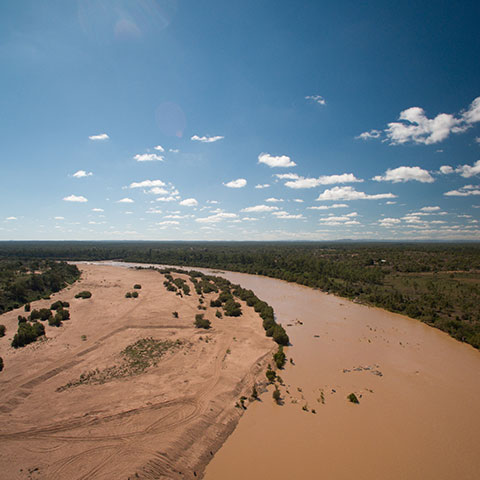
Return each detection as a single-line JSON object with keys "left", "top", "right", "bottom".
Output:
{"left": 0, "top": 264, "right": 274, "bottom": 480}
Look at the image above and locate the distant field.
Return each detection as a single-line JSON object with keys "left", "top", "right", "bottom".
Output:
{"left": 1, "top": 241, "right": 479, "bottom": 349}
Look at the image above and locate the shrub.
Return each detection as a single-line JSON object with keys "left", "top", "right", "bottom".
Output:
{"left": 194, "top": 314, "right": 211, "bottom": 329}
{"left": 0, "top": 325, "right": 5, "bottom": 337}
{"left": 272, "top": 325, "right": 289, "bottom": 346}
{"left": 266, "top": 368, "right": 276, "bottom": 383}
{"left": 49, "top": 314, "right": 62, "bottom": 327}
{"left": 18, "top": 315, "right": 28, "bottom": 324}
{"left": 38, "top": 308, "right": 53, "bottom": 321}
{"left": 251, "top": 385, "right": 258, "bottom": 400}
{"left": 215, "top": 310, "right": 223, "bottom": 318}
{"left": 132, "top": 291, "right": 139, "bottom": 298}
{"left": 273, "top": 345, "right": 286, "bottom": 369}
{"left": 24, "top": 303, "right": 31, "bottom": 312}
{"left": 224, "top": 298, "right": 242, "bottom": 317}
{"left": 125, "top": 292, "right": 132, "bottom": 298}
{"left": 133, "top": 284, "right": 142, "bottom": 289}
{"left": 172, "top": 311, "right": 179, "bottom": 318}
{"left": 58, "top": 309, "right": 70, "bottom": 320}
{"left": 210, "top": 299, "right": 222, "bottom": 308}
{"left": 273, "top": 386, "right": 281, "bottom": 404}
{"left": 11, "top": 322, "right": 45, "bottom": 348}
{"left": 0, "top": 356, "right": 3, "bottom": 372}
{"left": 347, "top": 393, "right": 359, "bottom": 404}
{"left": 29, "top": 309, "right": 41, "bottom": 321}
{"left": 75, "top": 291, "right": 92, "bottom": 299}
{"left": 50, "top": 300, "right": 64, "bottom": 311}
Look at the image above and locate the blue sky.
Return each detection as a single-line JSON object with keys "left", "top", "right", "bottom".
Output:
{"left": 1, "top": 0, "right": 480, "bottom": 241}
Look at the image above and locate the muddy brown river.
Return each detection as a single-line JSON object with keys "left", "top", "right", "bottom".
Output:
{"left": 87, "top": 263, "right": 480, "bottom": 479}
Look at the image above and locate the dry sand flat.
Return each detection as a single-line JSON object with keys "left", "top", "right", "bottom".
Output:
{"left": 0, "top": 264, "right": 274, "bottom": 480}
{"left": 203, "top": 270, "right": 480, "bottom": 480}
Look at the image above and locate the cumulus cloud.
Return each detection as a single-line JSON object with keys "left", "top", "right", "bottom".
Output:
{"left": 379, "top": 217, "right": 402, "bottom": 227}
{"left": 154, "top": 145, "right": 165, "bottom": 152}
{"left": 148, "top": 187, "right": 169, "bottom": 195}
{"left": 255, "top": 184, "right": 270, "bottom": 189}
{"left": 224, "top": 178, "right": 247, "bottom": 188}
{"left": 444, "top": 185, "right": 480, "bottom": 197}
{"left": 72, "top": 170, "right": 93, "bottom": 178}
{"left": 372, "top": 166, "right": 434, "bottom": 183}
{"left": 191, "top": 135, "right": 224, "bottom": 143}
{"left": 305, "top": 95, "right": 326, "bottom": 105}
{"left": 133, "top": 153, "right": 164, "bottom": 162}
{"left": 266, "top": 197, "right": 284, "bottom": 203}
{"left": 92, "top": 208, "right": 104, "bottom": 212}
{"left": 63, "top": 195, "right": 88, "bottom": 202}
{"left": 6, "top": 216, "right": 17, "bottom": 220}
{"left": 316, "top": 186, "right": 396, "bottom": 201}
{"left": 156, "top": 196, "right": 178, "bottom": 202}
{"left": 195, "top": 212, "right": 237, "bottom": 223}
{"left": 455, "top": 160, "right": 480, "bottom": 178}
{"left": 307, "top": 203, "right": 348, "bottom": 210}
{"left": 179, "top": 198, "right": 198, "bottom": 207}
{"left": 293, "top": 199, "right": 304, "bottom": 203}
{"left": 272, "top": 211, "right": 304, "bottom": 219}
{"left": 285, "top": 173, "right": 363, "bottom": 189}
{"left": 89, "top": 133, "right": 109, "bottom": 141}
{"left": 274, "top": 173, "right": 299, "bottom": 180}
{"left": 117, "top": 198, "right": 134, "bottom": 203}
{"left": 357, "top": 97, "right": 480, "bottom": 145}
{"left": 258, "top": 153, "right": 296, "bottom": 168}
{"left": 54, "top": 216, "right": 64, "bottom": 220}
{"left": 241, "top": 205, "right": 279, "bottom": 213}
{"left": 420, "top": 206, "right": 441, "bottom": 212}
{"left": 156, "top": 220, "right": 180, "bottom": 225}
{"left": 440, "top": 165, "right": 454, "bottom": 174}
{"left": 129, "top": 180, "right": 166, "bottom": 189}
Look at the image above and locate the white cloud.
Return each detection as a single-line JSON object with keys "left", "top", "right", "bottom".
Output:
{"left": 117, "top": 197, "right": 134, "bottom": 203}
{"left": 272, "top": 211, "right": 304, "bottom": 219}
{"left": 206, "top": 200, "right": 219, "bottom": 204}
{"left": 6, "top": 216, "right": 17, "bottom": 220}
{"left": 129, "top": 180, "right": 166, "bottom": 189}
{"left": 455, "top": 160, "right": 480, "bottom": 178}
{"left": 179, "top": 198, "right": 198, "bottom": 207}
{"left": 156, "top": 220, "right": 180, "bottom": 225}
{"left": 241, "top": 205, "right": 279, "bottom": 213}
{"left": 149, "top": 187, "right": 169, "bottom": 195}
{"left": 316, "top": 186, "right": 396, "bottom": 201}
{"left": 356, "top": 129, "right": 382, "bottom": 140}
{"left": 444, "top": 185, "right": 480, "bottom": 197}
{"left": 379, "top": 217, "right": 401, "bottom": 227}
{"left": 196, "top": 212, "right": 237, "bottom": 223}
{"left": 258, "top": 153, "right": 296, "bottom": 168}
{"left": 357, "top": 97, "right": 480, "bottom": 145}
{"left": 54, "top": 216, "right": 64, "bottom": 220}
{"left": 372, "top": 166, "right": 434, "bottom": 183}
{"left": 92, "top": 208, "right": 104, "bottom": 212}
{"left": 89, "top": 133, "right": 109, "bottom": 141}
{"left": 255, "top": 184, "right": 270, "bottom": 189}
{"left": 169, "top": 148, "right": 179, "bottom": 153}
{"left": 72, "top": 170, "right": 93, "bottom": 178}
{"left": 305, "top": 95, "right": 326, "bottom": 105}
{"left": 307, "top": 203, "right": 348, "bottom": 210}
{"left": 63, "top": 195, "right": 88, "bottom": 202}
{"left": 134, "top": 153, "right": 164, "bottom": 162}
{"left": 293, "top": 199, "right": 304, "bottom": 203}
{"left": 156, "top": 196, "right": 178, "bottom": 202}
{"left": 285, "top": 173, "right": 363, "bottom": 189}
{"left": 274, "top": 173, "right": 299, "bottom": 180}
{"left": 440, "top": 165, "right": 454, "bottom": 174}
{"left": 420, "top": 206, "right": 441, "bottom": 212}
{"left": 266, "top": 197, "right": 284, "bottom": 202}
{"left": 319, "top": 213, "right": 358, "bottom": 223}
{"left": 385, "top": 201, "right": 397, "bottom": 205}
{"left": 241, "top": 217, "right": 259, "bottom": 221}
{"left": 154, "top": 145, "right": 165, "bottom": 152}
{"left": 224, "top": 178, "right": 247, "bottom": 188}
{"left": 191, "top": 135, "right": 224, "bottom": 143}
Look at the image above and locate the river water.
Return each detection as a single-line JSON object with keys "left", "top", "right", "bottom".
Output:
{"left": 78, "top": 262, "right": 480, "bottom": 479}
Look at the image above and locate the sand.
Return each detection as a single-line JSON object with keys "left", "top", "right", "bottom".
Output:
{"left": 0, "top": 264, "right": 274, "bottom": 480}
{"left": 202, "top": 270, "right": 480, "bottom": 480}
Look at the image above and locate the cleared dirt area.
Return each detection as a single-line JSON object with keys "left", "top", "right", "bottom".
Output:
{"left": 0, "top": 264, "right": 274, "bottom": 480}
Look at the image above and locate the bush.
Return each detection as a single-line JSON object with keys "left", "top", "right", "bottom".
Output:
{"left": 29, "top": 309, "right": 41, "bottom": 321}
{"left": 347, "top": 393, "right": 359, "bottom": 404}
{"left": 38, "top": 308, "right": 53, "bottom": 321}
{"left": 24, "top": 303, "right": 31, "bottom": 312}
{"left": 11, "top": 322, "right": 45, "bottom": 348}
{"left": 18, "top": 315, "right": 28, "bottom": 324}
{"left": 0, "top": 325, "right": 5, "bottom": 337}
{"left": 273, "top": 386, "right": 281, "bottom": 404}
{"left": 194, "top": 314, "right": 211, "bottom": 329}
{"left": 273, "top": 345, "right": 286, "bottom": 369}
{"left": 57, "top": 308, "right": 70, "bottom": 320}
{"left": 51, "top": 300, "right": 69, "bottom": 310}
{"left": 49, "top": 313, "right": 62, "bottom": 327}
{"left": 172, "top": 311, "right": 179, "bottom": 318}
{"left": 266, "top": 368, "right": 276, "bottom": 383}
{"left": 0, "top": 356, "right": 3, "bottom": 372}
{"left": 224, "top": 298, "right": 242, "bottom": 317}
{"left": 125, "top": 292, "right": 132, "bottom": 298}
{"left": 133, "top": 284, "right": 142, "bottom": 289}
{"left": 75, "top": 291, "right": 92, "bottom": 299}
{"left": 272, "top": 325, "right": 289, "bottom": 346}
{"left": 132, "top": 291, "right": 139, "bottom": 298}
{"left": 215, "top": 310, "right": 223, "bottom": 318}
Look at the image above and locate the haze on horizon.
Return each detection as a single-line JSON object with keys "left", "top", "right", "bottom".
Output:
{"left": 1, "top": 0, "right": 479, "bottom": 241}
